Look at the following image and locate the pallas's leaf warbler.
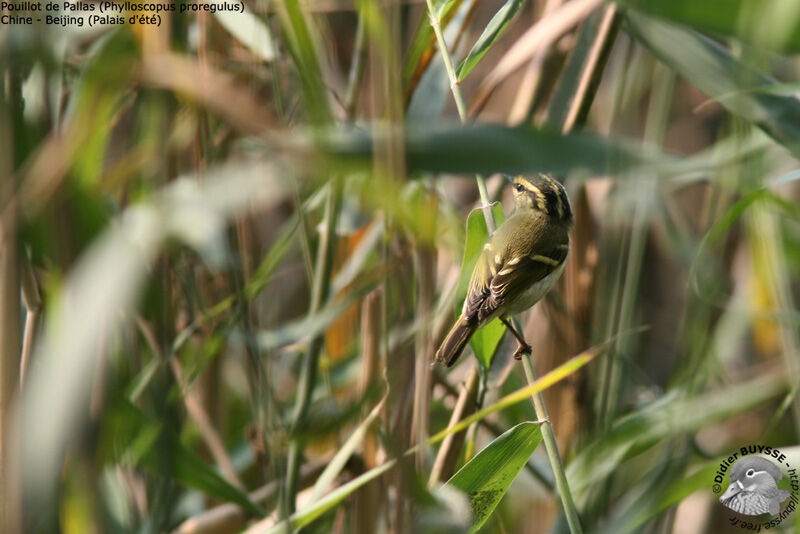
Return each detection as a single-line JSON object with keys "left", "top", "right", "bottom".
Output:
{"left": 435, "top": 174, "right": 573, "bottom": 367}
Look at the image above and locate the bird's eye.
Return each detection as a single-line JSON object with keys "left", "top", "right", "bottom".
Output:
{"left": 746, "top": 469, "right": 755, "bottom": 477}
{"left": 514, "top": 183, "right": 524, "bottom": 193}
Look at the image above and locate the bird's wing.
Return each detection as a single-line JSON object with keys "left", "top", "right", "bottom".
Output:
{"left": 462, "top": 246, "right": 496, "bottom": 322}
{"left": 462, "top": 231, "right": 568, "bottom": 324}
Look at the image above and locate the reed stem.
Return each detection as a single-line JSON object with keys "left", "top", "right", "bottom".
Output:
{"left": 424, "top": 3, "right": 582, "bottom": 531}
{"left": 284, "top": 180, "right": 343, "bottom": 514}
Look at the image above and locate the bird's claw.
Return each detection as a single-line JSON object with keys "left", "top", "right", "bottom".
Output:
{"left": 513, "top": 344, "right": 532, "bottom": 360}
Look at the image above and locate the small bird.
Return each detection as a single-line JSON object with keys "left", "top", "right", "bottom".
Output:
{"left": 720, "top": 456, "right": 791, "bottom": 516}
{"left": 434, "top": 174, "right": 573, "bottom": 367}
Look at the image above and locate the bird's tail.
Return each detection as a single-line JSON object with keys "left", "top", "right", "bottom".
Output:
{"left": 435, "top": 316, "right": 477, "bottom": 367}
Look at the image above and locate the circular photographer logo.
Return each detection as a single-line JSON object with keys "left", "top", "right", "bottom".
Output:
{"left": 712, "top": 445, "right": 799, "bottom": 529}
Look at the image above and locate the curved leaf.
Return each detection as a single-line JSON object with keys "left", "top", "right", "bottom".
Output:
{"left": 566, "top": 373, "right": 788, "bottom": 500}
{"left": 308, "top": 398, "right": 386, "bottom": 502}
{"left": 255, "top": 348, "right": 598, "bottom": 533}
{"left": 109, "top": 400, "right": 264, "bottom": 516}
{"left": 619, "top": 0, "right": 800, "bottom": 53}
{"left": 403, "top": 0, "right": 468, "bottom": 94}
{"left": 690, "top": 173, "right": 800, "bottom": 304}
{"left": 626, "top": 11, "right": 800, "bottom": 159}
{"left": 456, "top": 0, "right": 526, "bottom": 82}
{"left": 445, "top": 422, "right": 543, "bottom": 532}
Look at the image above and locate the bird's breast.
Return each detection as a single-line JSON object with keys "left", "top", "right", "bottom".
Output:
{"left": 504, "top": 259, "right": 567, "bottom": 314}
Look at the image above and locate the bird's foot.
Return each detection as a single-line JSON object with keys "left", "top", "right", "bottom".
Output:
{"left": 513, "top": 343, "right": 532, "bottom": 360}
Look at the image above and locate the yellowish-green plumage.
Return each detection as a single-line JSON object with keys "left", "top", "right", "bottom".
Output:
{"left": 435, "top": 174, "right": 573, "bottom": 367}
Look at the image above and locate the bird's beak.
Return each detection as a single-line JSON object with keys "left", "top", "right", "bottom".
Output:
{"left": 720, "top": 479, "right": 744, "bottom": 502}
{"left": 503, "top": 174, "right": 514, "bottom": 184}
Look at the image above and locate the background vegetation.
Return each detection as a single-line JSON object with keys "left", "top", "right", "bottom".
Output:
{"left": 1, "top": 0, "right": 800, "bottom": 532}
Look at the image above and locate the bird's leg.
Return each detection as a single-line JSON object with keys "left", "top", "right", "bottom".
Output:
{"left": 500, "top": 317, "right": 532, "bottom": 360}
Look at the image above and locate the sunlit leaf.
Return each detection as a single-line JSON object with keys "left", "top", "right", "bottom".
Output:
{"left": 66, "top": 29, "right": 138, "bottom": 187}
{"left": 254, "top": 460, "right": 395, "bottom": 534}
{"left": 308, "top": 397, "right": 386, "bottom": 502}
{"left": 456, "top": 0, "right": 525, "bottom": 82}
{"left": 445, "top": 422, "right": 543, "bottom": 532}
{"left": 255, "top": 348, "right": 598, "bottom": 533}
{"left": 407, "top": 0, "right": 473, "bottom": 121}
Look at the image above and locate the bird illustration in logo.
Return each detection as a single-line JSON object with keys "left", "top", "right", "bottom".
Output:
{"left": 719, "top": 456, "right": 791, "bottom": 516}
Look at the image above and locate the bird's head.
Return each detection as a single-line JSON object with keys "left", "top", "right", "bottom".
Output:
{"left": 507, "top": 174, "right": 573, "bottom": 226}
{"left": 721, "top": 457, "right": 784, "bottom": 502}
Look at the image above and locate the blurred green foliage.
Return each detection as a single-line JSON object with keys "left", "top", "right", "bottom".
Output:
{"left": 1, "top": 0, "right": 799, "bottom": 533}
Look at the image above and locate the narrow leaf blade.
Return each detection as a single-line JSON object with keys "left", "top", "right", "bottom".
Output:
{"left": 403, "top": 0, "right": 467, "bottom": 94}
{"left": 618, "top": 0, "right": 800, "bottom": 53}
{"left": 308, "top": 398, "right": 385, "bottom": 502}
{"left": 321, "top": 122, "right": 667, "bottom": 176}
{"left": 258, "top": 348, "right": 598, "bottom": 533}
{"left": 446, "top": 422, "right": 543, "bottom": 532}
{"left": 456, "top": 0, "right": 525, "bottom": 82}
{"left": 114, "top": 401, "right": 265, "bottom": 517}
{"left": 566, "top": 373, "right": 788, "bottom": 499}
{"left": 625, "top": 11, "right": 800, "bottom": 158}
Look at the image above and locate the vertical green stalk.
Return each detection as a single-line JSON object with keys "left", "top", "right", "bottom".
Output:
{"left": 282, "top": 0, "right": 371, "bottom": 513}
{"left": 748, "top": 204, "right": 800, "bottom": 430}
{"left": 424, "top": 3, "right": 582, "bottom": 532}
{"left": 344, "top": 12, "right": 368, "bottom": 121}
{"left": 276, "top": 0, "right": 357, "bottom": 512}
{"left": 521, "top": 355, "right": 582, "bottom": 533}
{"left": 284, "top": 179, "right": 343, "bottom": 514}
{"left": 423, "top": 0, "right": 493, "bottom": 232}
{"left": 605, "top": 63, "right": 674, "bottom": 428}
{"left": 424, "top": 0, "right": 467, "bottom": 121}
